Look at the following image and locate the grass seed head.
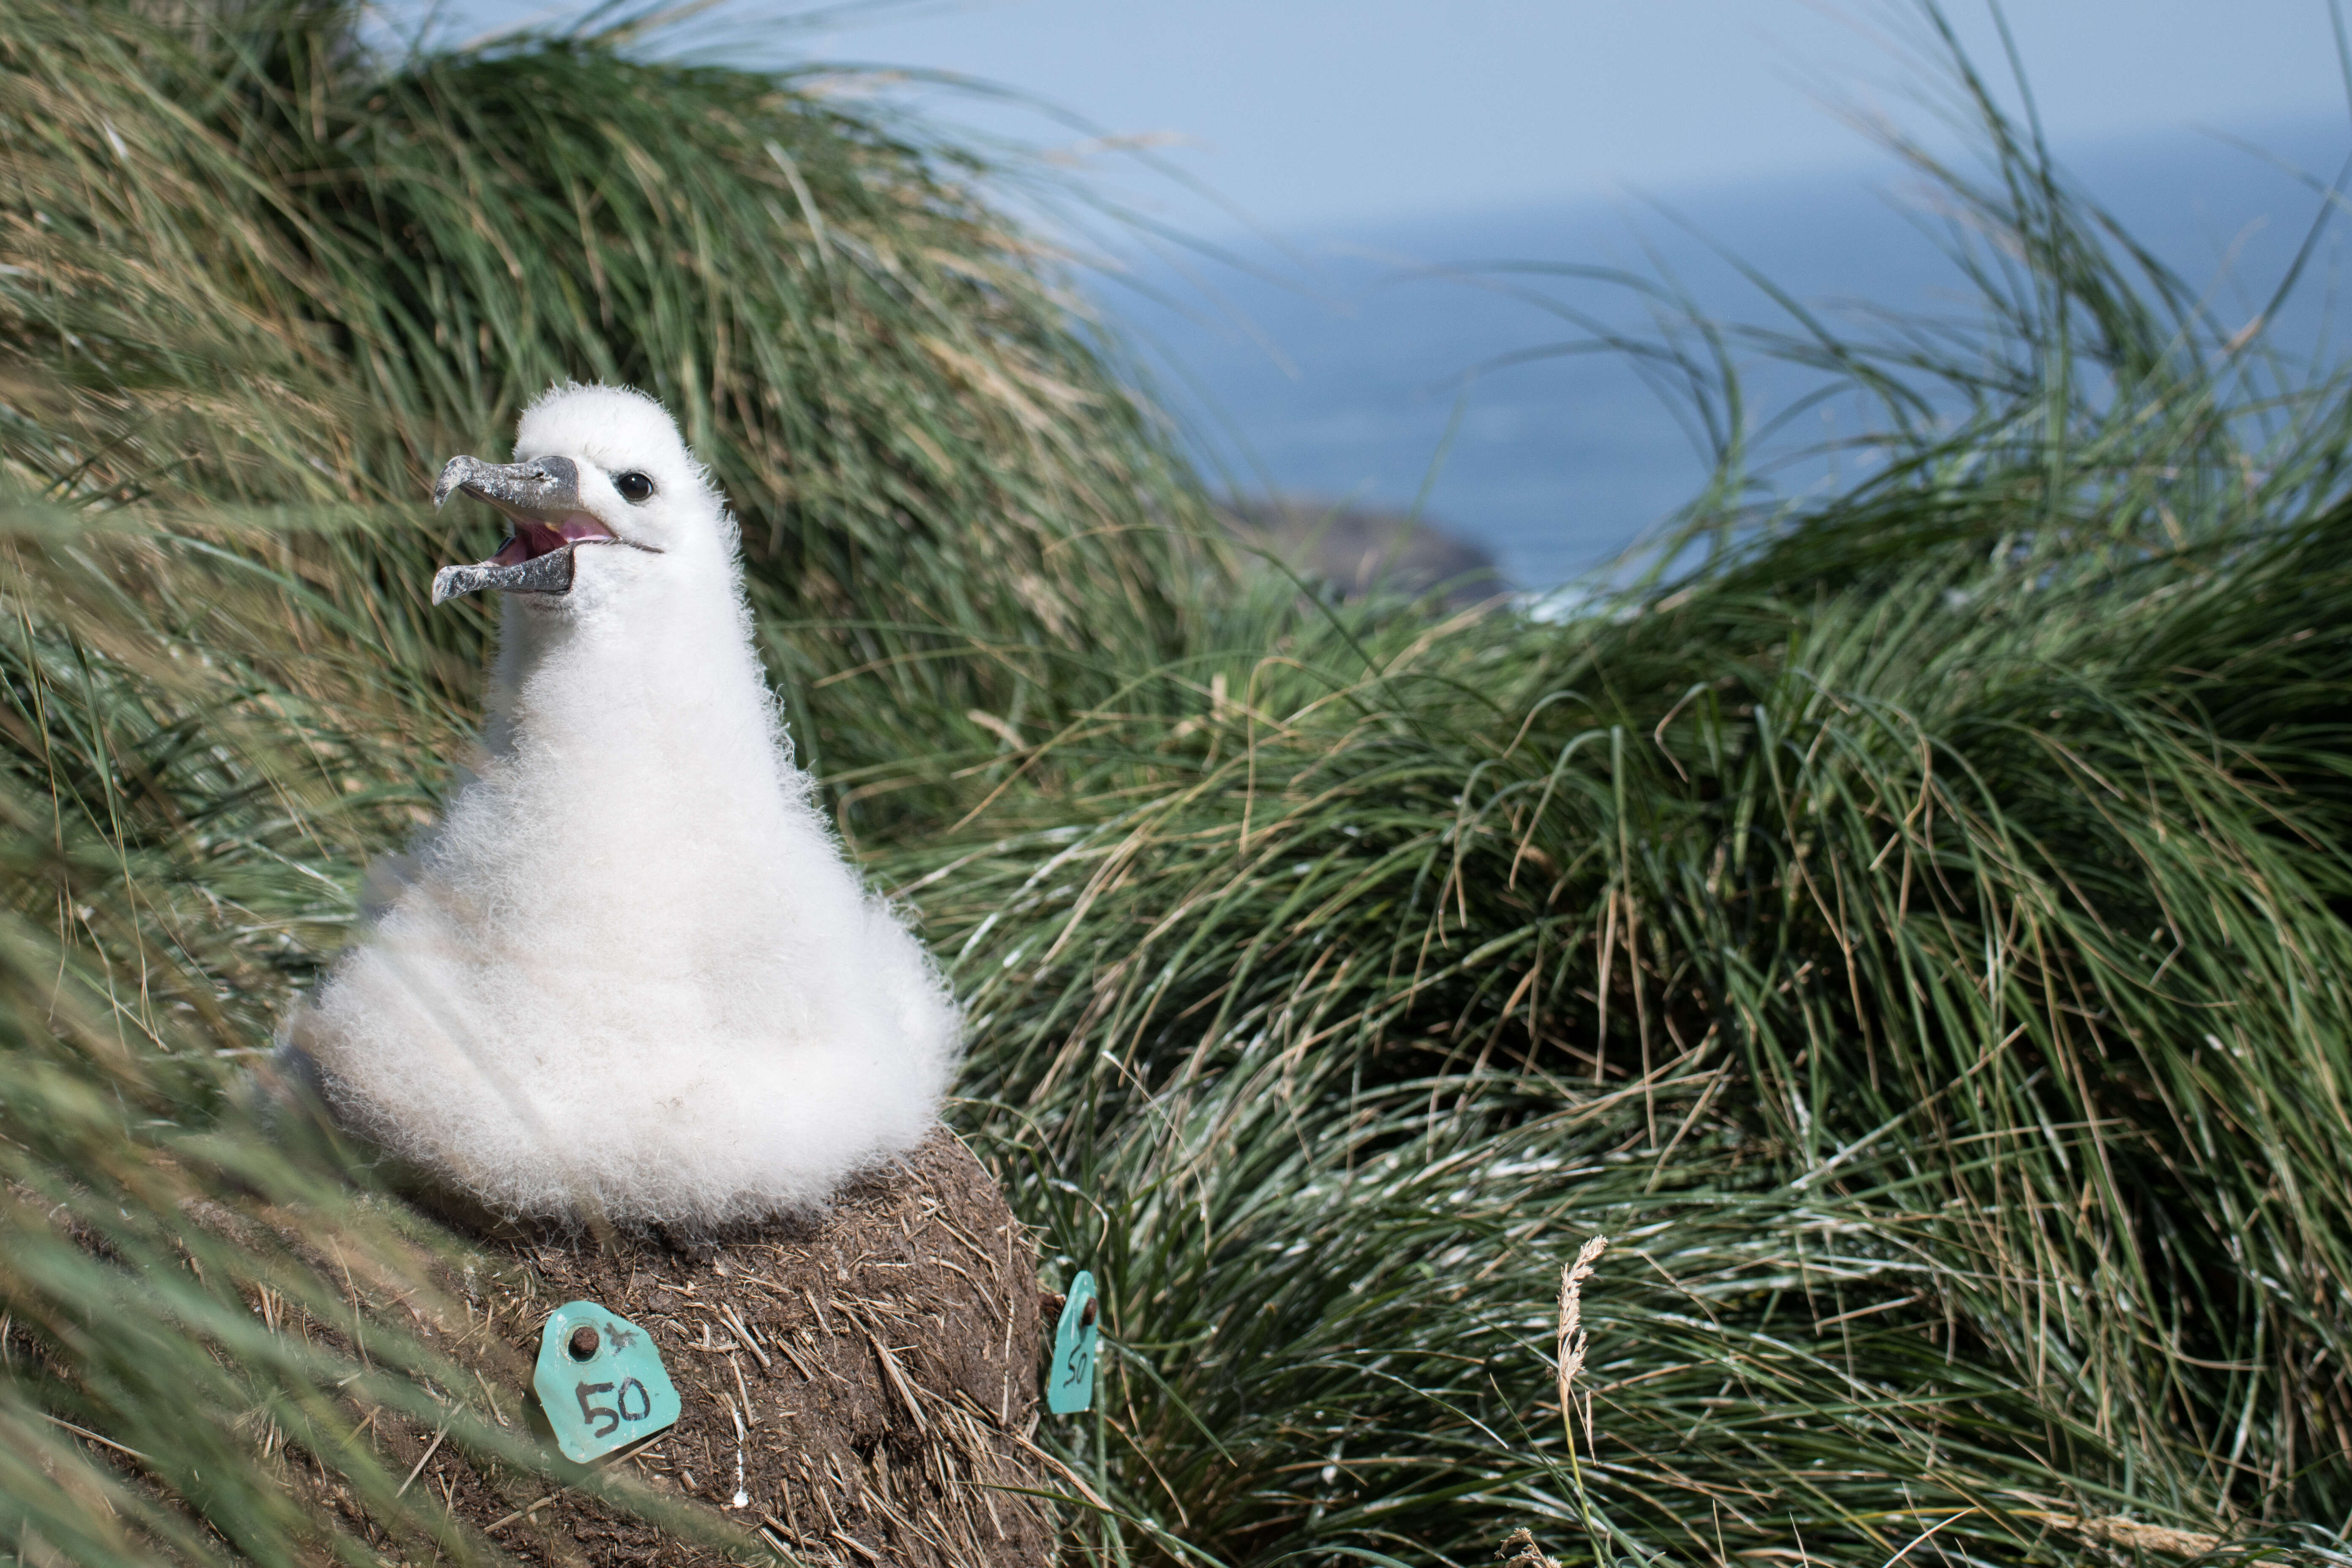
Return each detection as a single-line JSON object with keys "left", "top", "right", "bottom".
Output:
{"left": 1555, "top": 1234, "right": 1608, "bottom": 1450}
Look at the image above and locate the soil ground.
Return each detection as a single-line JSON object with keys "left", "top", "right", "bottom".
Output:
{"left": 383, "top": 1129, "right": 1056, "bottom": 1568}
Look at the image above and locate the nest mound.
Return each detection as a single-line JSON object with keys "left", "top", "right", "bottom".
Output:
{"left": 408, "top": 1130, "right": 1055, "bottom": 1568}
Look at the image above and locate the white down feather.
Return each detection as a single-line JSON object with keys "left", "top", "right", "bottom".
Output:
{"left": 291, "top": 384, "right": 961, "bottom": 1224}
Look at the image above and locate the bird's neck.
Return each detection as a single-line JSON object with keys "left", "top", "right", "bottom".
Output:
{"left": 484, "top": 573, "right": 794, "bottom": 815}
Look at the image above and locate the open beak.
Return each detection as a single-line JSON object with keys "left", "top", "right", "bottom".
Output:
{"left": 429, "top": 455, "right": 617, "bottom": 606}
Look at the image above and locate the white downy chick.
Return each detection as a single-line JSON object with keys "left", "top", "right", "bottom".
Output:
{"left": 290, "top": 384, "right": 961, "bottom": 1225}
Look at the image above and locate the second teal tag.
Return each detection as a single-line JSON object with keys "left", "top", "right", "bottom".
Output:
{"left": 1047, "top": 1270, "right": 1100, "bottom": 1415}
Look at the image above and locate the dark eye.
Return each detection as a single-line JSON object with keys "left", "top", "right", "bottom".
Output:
{"left": 613, "top": 471, "right": 655, "bottom": 504}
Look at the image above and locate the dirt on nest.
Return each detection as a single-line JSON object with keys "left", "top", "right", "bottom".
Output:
{"left": 388, "top": 1128, "right": 1059, "bottom": 1568}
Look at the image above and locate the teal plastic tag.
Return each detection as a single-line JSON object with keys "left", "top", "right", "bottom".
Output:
{"left": 533, "top": 1301, "right": 681, "bottom": 1463}
{"left": 1046, "top": 1270, "right": 1100, "bottom": 1414}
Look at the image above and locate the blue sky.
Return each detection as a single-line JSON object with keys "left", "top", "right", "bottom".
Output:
{"left": 420, "top": 1, "right": 2350, "bottom": 233}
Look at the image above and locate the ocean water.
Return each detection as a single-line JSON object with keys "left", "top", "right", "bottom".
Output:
{"left": 1101, "top": 113, "right": 2352, "bottom": 589}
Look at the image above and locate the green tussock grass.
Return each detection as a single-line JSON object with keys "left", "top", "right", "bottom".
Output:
{"left": 5, "top": 1, "right": 2352, "bottom": 1565}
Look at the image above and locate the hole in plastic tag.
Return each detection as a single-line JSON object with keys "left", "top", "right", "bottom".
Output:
{"left": 1047, "top": 1270, "right": 1100, "bottom": 1414}
{"left": 534, "top": 1300, "right": 681, "bottom": 1463}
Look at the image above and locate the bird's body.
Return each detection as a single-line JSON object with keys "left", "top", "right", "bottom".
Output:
{"left": 291, "top": 386, "right": 959, "bottom": 1225}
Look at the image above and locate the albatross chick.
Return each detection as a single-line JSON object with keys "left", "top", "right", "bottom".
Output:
{"left": 290, "top": 384, "right": 962, "bottom": 1225}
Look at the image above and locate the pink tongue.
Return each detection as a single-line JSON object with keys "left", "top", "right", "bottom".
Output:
{"left": 482, "top": 515, "right": 610, "bottom": 567}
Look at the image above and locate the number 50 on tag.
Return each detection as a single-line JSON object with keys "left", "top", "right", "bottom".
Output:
{"left": 533, "top": 1301, "right": 682, "bottom": 1463}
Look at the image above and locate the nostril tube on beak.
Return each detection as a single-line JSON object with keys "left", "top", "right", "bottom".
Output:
{"left": 433, "top": 454, "right": 584, "bottom": 514}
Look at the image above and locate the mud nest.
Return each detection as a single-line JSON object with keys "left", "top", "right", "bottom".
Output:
{"left": 403, "top": 1129, "right": 1057, "bottom": 1568}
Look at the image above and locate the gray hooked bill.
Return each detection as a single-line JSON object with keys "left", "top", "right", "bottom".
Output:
{"left": 430, "top": 454, "right": 615, "bottom": 606}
